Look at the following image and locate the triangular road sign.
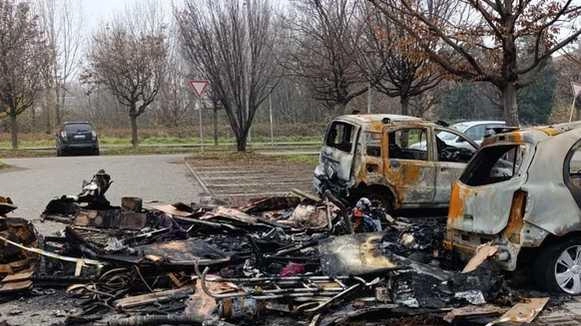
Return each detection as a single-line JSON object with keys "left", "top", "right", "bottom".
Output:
{"left": 189, "top": 80, "right": 209, "bottom": 97}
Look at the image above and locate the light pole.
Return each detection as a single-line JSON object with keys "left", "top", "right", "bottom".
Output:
{"left": 269, "top": 93, "right": 274, "bottom": 147}
{"left": 367, "top": 69, "right": 372, "bottom": 114}
{"left": 243, "top": 0, "right": 252, "bottom": 143}
{"left": 366, "top": 50, "right": 375, "bottom": 114}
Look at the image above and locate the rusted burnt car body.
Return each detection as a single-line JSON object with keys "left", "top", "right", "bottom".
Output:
{"left": 445, "top": 122, "right": 581, "bottom": 294}
{"left": 314, "top": 114, "right": 478, "bottom": 211}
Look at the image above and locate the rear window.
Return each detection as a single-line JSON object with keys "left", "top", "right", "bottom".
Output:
{"left": 460, "top": 144, "right": 527, "bottom": 186}
{"left": 65, "top": 124, "right": 92, "bottom": 133}
{"left": 326, "top": 121, "right": 356, "bottom": 153}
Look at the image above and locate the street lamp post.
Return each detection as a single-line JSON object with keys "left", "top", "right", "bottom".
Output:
{"left": 366, "top": 50, "right": 375, "bottom": 114}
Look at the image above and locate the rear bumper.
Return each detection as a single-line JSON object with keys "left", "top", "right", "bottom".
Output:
{"left": 444, "top": 229, "right": 517, "bottom": 271}
{"left": 59, "top": 143, "right": 99, "bottom": 151}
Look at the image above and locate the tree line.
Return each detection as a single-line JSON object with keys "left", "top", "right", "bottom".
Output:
{"left": 0, "top": 0, "right": 579, "bottom": 151}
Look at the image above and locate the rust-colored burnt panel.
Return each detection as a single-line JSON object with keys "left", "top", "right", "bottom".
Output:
{"left": 0, "top": 218, "right": 38, "bottom": 275}
{"left": 368, "top": 121, "right": 384, "bottom": 133}
{"left": 385, "top": 161, "right": 435, "bottom": 204}
{"left": 537, "top": 127, "right": 559, "bottom": 136}
{"left": 503, "top": 191, "right": 527, "bottom": 244}
{"left": 448, "top": 182, "right": 469, "bottom": 224}
{"left": 510, "top": 131, "right": 524, "bottom": 144}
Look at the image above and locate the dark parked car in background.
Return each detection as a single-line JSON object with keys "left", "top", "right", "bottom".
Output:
{"left": 56, "top": 121, "right": 100, "bottom": 156}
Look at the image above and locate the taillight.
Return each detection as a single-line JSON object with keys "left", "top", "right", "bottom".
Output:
{"left": 60, "top": 131, "right": 66, "bottom": 138}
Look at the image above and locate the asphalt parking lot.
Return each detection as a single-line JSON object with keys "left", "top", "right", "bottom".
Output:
{"left": 0, "top": 154, "right": 202, "bottom": 235}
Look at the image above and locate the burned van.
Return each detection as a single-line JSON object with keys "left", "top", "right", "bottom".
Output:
{"left": 445, "top": 122, "right": 581, "bottom": 294}
{"left": 314, "top": 114, "right": 479, "bottom": 212}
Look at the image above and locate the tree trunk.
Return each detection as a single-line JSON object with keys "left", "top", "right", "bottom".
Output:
{"left": 400, "top": 96, "right": 410, "bottom": 116}
{"left": 335, "top": 102, "right": 348, "bottom": 114}
{"left": 45, "top": 91, "right": 51, "bottom": 134}
{"left": 501, "top": 83, "right": 519, "bottom": 126}
{"left": 10, "top": 114, "right": 18, "bottom": 150}
{"left": 55, "top": 86, "right": 61, "bottom": 125}
{"left": 213, "top": 107, "right": 218, "bottom": 146}
{"left": 130, "top": 114, "right": 138, "bottom": 148}
{"left": 236, "top": 132, "right": 248, "bottom": 152}
{"left": 31, "top": 107, "right": 36, "bottom": 129}
{"left": 59, "top": 85, "right": 66, "bottom": 125}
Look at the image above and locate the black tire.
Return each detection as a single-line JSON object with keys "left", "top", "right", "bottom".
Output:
{"left": 533, "top": 237, "right": 581, "bottom": 295}
{"left": 56, "top": 148, "right": 63, "bottom": 157}
{"left": 93, "top": 148, "right": 100, "bottom": 156}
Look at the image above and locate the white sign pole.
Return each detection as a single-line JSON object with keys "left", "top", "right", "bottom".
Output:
{"left": 569, "top": 96, "right": 577, "bottom": 123}
{"left": 188, "top": 80, "right": 210, "bottom": 153}
{"left": 571, "top": 82, "right": 581, "bottom": 122}
{"left": 198, "top": 99, "right": 204, "bottom": 153}
{"left": 269, "top": 93, "right": 274, "bottom": 147}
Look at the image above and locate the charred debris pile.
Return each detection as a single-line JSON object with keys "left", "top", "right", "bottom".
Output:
{"left": 0, "top": 171, "right": 554, "bottom": 325}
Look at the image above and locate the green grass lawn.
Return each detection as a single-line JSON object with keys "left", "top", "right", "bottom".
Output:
{"left": 188, "top": 151, "right": 319, "bottom": 167}
{"left": 0, "top": 135, "right": 321, "bottom": 148}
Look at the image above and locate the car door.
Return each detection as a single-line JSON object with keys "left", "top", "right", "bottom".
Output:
{"left": 319, "top": 121, "right": 360, "bottom": 182}
{"left": 385, "top": 126, "right": 436, "bottom": 206}
{"left": 433, "top": 128, "right": 479, "bottom": 204}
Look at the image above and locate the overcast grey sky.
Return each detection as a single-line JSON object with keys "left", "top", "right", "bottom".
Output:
{"left": 81, "top": 0, "right": 181, "bottom": 35}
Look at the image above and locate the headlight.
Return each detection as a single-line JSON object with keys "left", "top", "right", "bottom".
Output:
{"left": 314, "top": 164, "right": 335, "bottom": 179}
{"left": 91, "top": 130, "right": 97, "bottom": 140}
{"left": 60, "top": 131, "right": 66, "bottom": 138}
{"left": 325, "top": 164, "right": 335, "bottom": 179}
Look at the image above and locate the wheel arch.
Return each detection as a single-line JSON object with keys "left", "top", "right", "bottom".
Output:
{"left": 518, "top": 231, "right": 581, "bottom": 269}
{"left": 350, "top": 183, "right": 398, "bottom": 208}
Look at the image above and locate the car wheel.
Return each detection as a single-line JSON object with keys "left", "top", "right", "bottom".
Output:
{"left": 534, "top": 238, "right": 581, "bottom": 295}
{"left": 56, "top": 148, "right": 63, "bottom": 157}
{"left": 93, "top": 148, "right": 100, "bottom": 156}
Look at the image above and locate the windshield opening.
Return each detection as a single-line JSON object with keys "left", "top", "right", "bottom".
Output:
{"left": 460, "top": 144, "right": 527, "bottom": 186}
{"left": 326, "top": 121, "right": 356, "bottom": 153}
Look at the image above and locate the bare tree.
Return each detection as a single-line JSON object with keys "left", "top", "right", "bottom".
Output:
{"left": 359, "top": 1, "right": 446, "bottom": 115}
{"left": 282, "top": 0, "right": 367, "bottom": 112}
{"left": 38, "top": 0, "right": 83, "bottom": 127}
{"left": 563, "top": 40, "right": 581, "bottom": 68}
{"left": 0, "top": 0, "right": 51, "bottom": 149}
{"left": 157, "top": 53, "right": 194, "bottom": 128}
{"left": 177, "top": 0, "right": 279, "bottom": 152}
{"left": 155, "top": 20, "right": 194, "bottom": 128}
{"left": 83, "top": 9, "right": 167, "bottom": 147}
{"left": 368, "top": 0, "right": 581, "bottom": 125}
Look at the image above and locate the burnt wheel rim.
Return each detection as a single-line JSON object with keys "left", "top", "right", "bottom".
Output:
{"left": 555, "top": 245, "right": 581, "bottom": 294}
